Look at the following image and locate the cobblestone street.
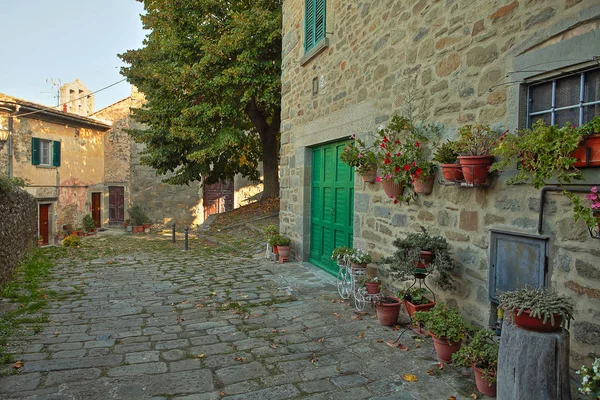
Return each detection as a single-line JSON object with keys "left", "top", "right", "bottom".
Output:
{"left": 0, "top": 231, "right": 484, "bottom": 399}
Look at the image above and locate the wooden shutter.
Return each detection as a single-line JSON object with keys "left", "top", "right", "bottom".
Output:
{"left": 315, "top": 0, "right": 326, "bottom": 45}
{"left": 52, "top": 141, "right": 61, "bottom": 167}
{"left": 31, "top": 137, "right": 40, "bottom": 165}
{"left": 304, "top": 0, "right": 315, "bottom": 52}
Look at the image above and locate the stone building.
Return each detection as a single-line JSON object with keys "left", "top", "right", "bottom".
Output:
{"left": 280, "top": 0, "right": 600, "bottom": 363}
{"left": 59, "top": 79, "right": 94, "bottom": 116}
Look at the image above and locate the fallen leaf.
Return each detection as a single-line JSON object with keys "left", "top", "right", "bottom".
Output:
{"left": 350, "top": 315, "right": 363, "bottom": 320}
{"left": 317, "top": 337, "right": 325, "bottom": 343}
{"left": 269, "top": 343, "right": 278, "bottom": 349}
{"left": 281, "top": 330, "right": 286, "bottom": 333}
{"left": 291, "top": 316, "right": 296, "bottom": 319}
{"left": 13, "top": 361, "right": 24, "bottom": 369}
{"left": 427, "top": 369, "right": 435, "bottom": 376}
{"left": 244, "top": 315, "right": 249, "bottom": 319}
{"left": 415, "top": 343, "right": 421, "bottom": 348}
{"left": 402, "top": 374, "right": 418, "bottom": 382}
{"left": 398, "top": 344, "right": 408, "bottom": 351}
{"left": 392, "top": 325, "right": 400, "bottom": 331}
{"left": 359, "top": 331, "right": 365, "bottom": 339}
{"left": 333, "top": 313, "right": 342, "bottom": 318}
{"left": 470, "top": 394, "right": 478, "bottom": 399}
{"left": 271, "top": 329, "right": 278, "bottom": 333}
{"left": 219, "top": 391, "right": 225, "bottom": 396}
{"left": 234, "top": 357, "right": 244, "bottom": 362}
{"left": 437, "top": 362, "right": 445, "bottom": 370}
{"left": 196, "top": 354, "right": 206, "bottom": 359}
{"left": 310, "top": 352, "right": 318, "bottom": 364}
{"left": 376, "top": 339, "right": 384, "bottom": 343}
{"left": 448, "top": 397, "right": 457, "bottom": 400}
{"left": 182, "top": 300, "right": 189, "bottom": 304}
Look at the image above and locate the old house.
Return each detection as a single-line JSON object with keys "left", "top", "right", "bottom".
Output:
{"left": 280, "top": 0, "right": 600, "bottom": 363}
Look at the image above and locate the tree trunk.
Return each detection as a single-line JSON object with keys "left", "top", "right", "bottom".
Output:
{"left": 261, "top": 130, "right": 280, "bottom": 198}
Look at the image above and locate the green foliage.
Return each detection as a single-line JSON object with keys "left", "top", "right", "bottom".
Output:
{"left": 263, "top": 224, "right": 278, "bottom": 238}
{"left": 577, "top": 357, "right": 600, "bottom": 398}
{"left": 455, "top": 124, "right": 500, "bottom": 156}
{"left": 268, "top": 234, "right": 290, "bottom": 247}
{"left": 452, "top": 328, "right": 499, "bottom": 384}
{"left": 347, "top": 249, "right": 372, "bottom": 264}
{"left": 331, "top": 246, "right": 352, "bottom": 263}
{"left": 0, "top": 176, "right": 26, "bottom": 193}
{"left": 398, "top": 287, "right": 433, "bottom": 306}
{"left": 119, "top": 0, "right": 282, "bottom": 195}
{"left": 385, "top": 226, "right": 456, "bottom": 289}
{"left": 413, "top": 302, "right": 467, "bottom": 343}
{"left": 578, "top": 116, "right": 600, "bottom": 137}
{"left": 62, "top": 235, "right": 81, "bottom": 248}
{"left": 339, "top": 138, "right": 378, "bottom": 175}
{"left": 82, "top": 214, "right": 96, "bottom": 231}
{"left": 129, "top": 204, "right": 149, "bottom": 225}
{"left": 498, "top": 286, "right": 575, "bottom": 327}
{"left": 433, "top": 140, "right": 459, "bottom": 164}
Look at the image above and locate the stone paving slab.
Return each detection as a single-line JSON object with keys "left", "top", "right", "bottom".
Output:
{"left": 0, "top": 234, "right": 496, "bottom": 399}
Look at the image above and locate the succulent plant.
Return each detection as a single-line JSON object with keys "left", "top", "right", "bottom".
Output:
{"left": 498, "top": 286, "right": 575, "bottom": 327}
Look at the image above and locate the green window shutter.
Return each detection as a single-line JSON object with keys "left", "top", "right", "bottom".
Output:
{"left": 52, "top": 141, "right": 61, "bottom": 167}
{"left": 304, "top": 0, "right": 315, "bottom": 52}
{"left": 31, "top": 137, "right": 40, "bottom": 165}
{"left": 315, "top": 0, "right": 326, "bottom": 44}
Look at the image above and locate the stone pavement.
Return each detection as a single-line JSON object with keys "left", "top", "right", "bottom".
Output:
{"left": 0, "top": 232, "right": 487, "bottom": 399}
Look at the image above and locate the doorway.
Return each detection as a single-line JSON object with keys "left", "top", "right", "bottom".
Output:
{"left": 203, "top": 181, "right": 234, "bottom": 221}
{"left": 109, "top": 186, "right": 125, "bottom": 225}
{"left": 91, "top": 192, "right": 101, "bottom": 227}
{"left": 39, "top": 204, "right": 50, "bottom": 245}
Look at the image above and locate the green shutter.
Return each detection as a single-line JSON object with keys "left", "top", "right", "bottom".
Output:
{"left": 315, "top": 0, "right": 326, "bottom": 45}
{"left": 52, "top": 141, "right": 61, "bottom": 167}
{"left": 304, "top": 0, "right": 315, "bottom": 52}
{"left": 31, "top": 137, "right": 40, "bottom": 165}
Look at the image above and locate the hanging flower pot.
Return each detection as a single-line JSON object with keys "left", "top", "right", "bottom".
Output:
{"left": 381, "top": 180, "right": 404, "bottom": 199}
{"left": 473, "top": 366, "right": 497, "bottom": 397}
{"left": 361, "top": 167, "right": 377, "bottom": 183}
{"left": 412, "top": 174, "right": 434, "bottom": 195}
{"left": 376, "top": 297, "right": 402, "bottom": 326}
{"left": 404, "top": 298, "right": 436, "bottom": 317}
{"left": 458, "top": 155, "right": 493, "bottom": 185}
{"left": 441, "top": 164, "right": 464, "bottom": 182}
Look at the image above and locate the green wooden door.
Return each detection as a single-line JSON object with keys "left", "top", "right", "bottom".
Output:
{"left": 309, "top": 141, "right": 354, "bottom": 275}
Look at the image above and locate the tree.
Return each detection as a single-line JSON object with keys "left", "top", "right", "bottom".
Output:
{"left": 119, "top": 0, "right": 282, "bottom": 197}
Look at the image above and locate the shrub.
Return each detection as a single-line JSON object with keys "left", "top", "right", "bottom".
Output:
{"left": 62, "top": 235, "right": 81, "bottom": 247}
{"left": 413, "top": 302, "right": 468, "bottom": 343}
{"left": 452, "top": 328, "right": 499, "bottom": 383}
{"left": 129, "top": 204, "right": 149, "bottom": 225}
{"left": 268, "top": 234, "right": 291, "bottom": 247}
{"left": 263, "top": 224, "right": 278, "bottom": 237}
{"left": 82, "top": 214, "right": 96, "bottom": 231}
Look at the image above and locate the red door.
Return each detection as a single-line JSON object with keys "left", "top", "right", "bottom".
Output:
{"left": 203, "top": 181, "right": 234, "bottom": 221}
{"left": 39, "top": 204, "right": 50, "bottom": 244}
{"left": 91, "top": 192, "right": 101, "bottom": 227}
{"left": 109, "top": 187, "right": 125, "bottom": 224}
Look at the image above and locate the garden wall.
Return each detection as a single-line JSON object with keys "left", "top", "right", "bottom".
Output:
{"left": 0, "top": 181, "right": 37, "bottom": 285}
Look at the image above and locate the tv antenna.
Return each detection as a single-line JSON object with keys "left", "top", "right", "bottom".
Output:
{"left": 40, "top": 78, "right": 62, "bottom": 106}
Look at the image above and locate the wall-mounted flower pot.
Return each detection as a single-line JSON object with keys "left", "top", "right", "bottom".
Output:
{"left": 361, "top": 168, "right": 377, "bottom": 183}
{"left": 431, "top": 334, "right": 462, "bottom": 363}
{"left": 473, "top": 366, "right": 497, "bottom": 397}
{"left": 441, "top": 164, "right": 464, "bottom": 182}
{"left": 412, "top": 174, "right": 434, "bottom": 195}
{"left": 572, "top": 134, "right": 600, "bottom": 167}
{"left": 376, "top": 297, "right": 402, "bottom": 326}
{"left": 404, "top": 298, "right": 436, "bottom": 317}
{"left": 381, "top": 180, "right": 404, "bottom": 199}
{"left": 458, "top": 155, "right": 493, "bottom": 185}
{"left": 512, "top": 309, "right": 562, "bottom": 332}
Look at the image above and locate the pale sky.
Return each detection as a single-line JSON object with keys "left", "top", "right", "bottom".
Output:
{"left": 0, "top": 0, "right": 146, "bottom": 111}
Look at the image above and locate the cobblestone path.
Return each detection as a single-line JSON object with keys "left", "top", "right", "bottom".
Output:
{"left": 0, "top": 232, "right": 481, "bottom": 399}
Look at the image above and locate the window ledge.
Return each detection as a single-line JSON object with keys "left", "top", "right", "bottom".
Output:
{"left": 300, "top": 38, "right": 329, "bottom": 66}
{"left": 36, "top": 165, "right": 57, "bottom": 169}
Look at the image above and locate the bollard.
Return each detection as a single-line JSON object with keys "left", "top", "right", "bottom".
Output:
{"left": 172, "top": 223, "right": 176, "bottom": 243}
{"left": 184, "top": 226, "right": 189, "bottom": 251}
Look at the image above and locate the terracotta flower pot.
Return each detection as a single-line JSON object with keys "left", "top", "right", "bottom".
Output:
{"left": 403, "top": 298, "right": 436, "bottom": 317}
{"left": 350, "top": 262, "right": 368, "bottom": 270}
{"left": 572, "top": 134, "right": 600, "bottom": 167}
{"left": 458, "top": 155, "right": 493, "bottom": 185}
{"left": 431, "top": 335, "right": 462, "bottom": 363}
{"left": 143, "top": 223, "right": 150, "bottom": 229}
{"left": 376, "top": 297, "right": 402, "bottom": 326}
{"left": 441, "top": 164, "right": 464, "bottom": 182}
{"left": 277, "top": 245, "right": 291, "bottom": 258}
{"left": 361, "top": 167, "right": 377, "bottom": 183}
{"left": 473, "top": 366, "right": 497, "bottom": 397}
{"left": 133, "top": 226, "right": 144, "bottom": 233}
{"left": 272, "top": 245, "right": 279, "bottom": 254}
{"left": 414, "top": 250, "right": 433, "bottom": 277}
{"left": 412, "top": 174, "right": 434, "bottom": 195}
{"left": 512, "top": 309, "right": 563, "bottom": 332}
{"left": 381, "top": 180, "right": 404, "bottom": 199}
{"left": 365, "top": 281, "right": 381, "bottom": 295}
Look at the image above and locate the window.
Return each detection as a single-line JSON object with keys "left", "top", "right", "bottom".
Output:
{"left": 527, "top": 67, "right": 600, "bottom": 128}
{"left": 31, "top": 138, "right": 61, "bottom": 167}
{"left": 304, "top": 0, "right": 326, "bottom": 53}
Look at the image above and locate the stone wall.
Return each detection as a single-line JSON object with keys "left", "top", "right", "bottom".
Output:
{"left": 0, "top": 182, "right": 37, "bottom": 285}
{"left": 280, "top": 0, "right": 600, "bottom": 364}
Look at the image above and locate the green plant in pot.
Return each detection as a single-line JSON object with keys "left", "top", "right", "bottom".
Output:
{"left": 433, "top": 140, "right": 463, "bottom": 182}
{"left": 263, "top": 224, "right": 278, "bottom": 238}
{"left": 340, "top": 137, "right": 378, "bottom": 183}
{"left": 455, "top": 124, "right": 500, "bottom": 185}
{"left": 347, "top": 248, "right": 372, "bottom": 268}
{"left": 413, "top": 302, "right": 467, "bottom": 363}
{"left": 572, "top": 116, "right": 600, "bottom": 168}
{"left": 452, "top": 328, "right": 499, "bottom": 397}
{"left": 385, "top": 226, "right": 456, "bottom": 290}
{"left": 364, "top": 276, "right": 381, "bottom": 295}
{"left": 129, "top": 204, "right": 149, "bottom": 233}
{"left": 331, "top": 246, "right": 352, "bottom": 266}
{"left": 82, "top": 214, "right": 96, "bottom": 233}
{"left": 398, "top": 287, "right": 435, "bottom": 317}
{"left": 268, "top": 234, "right": 291, "bottom": 256}
{"left": 498, "top": 286, "right": 575, "bottom": 332}
{"left": 375, "top": 295, "right": 402, "bottom": 327}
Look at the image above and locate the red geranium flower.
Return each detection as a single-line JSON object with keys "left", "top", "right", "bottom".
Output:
{"left": 384, "top": 158, "right": 391, "bottom": 164}
{"left": 411, "top": 161, "right": 416, "bottom": 167}
{"left": 380, "top": 143, "right": 386, "bottom": 149}
{"left": 394, "top": 166, "right": 400, "bottom": 172}
{"left": 403, "top": 164, "right": 410, "bottom": 171}
{"left": 383, "top": 136, "right": 389, "bottom": 143}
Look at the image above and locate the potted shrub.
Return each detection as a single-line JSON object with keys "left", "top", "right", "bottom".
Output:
{"left": 455, "top": 124, "right": 499, "bottom": 184}
{"left": 364, "top": 277, "right": 381, "bottom": 295}
{"left": 268, "top": 234, "right": 290, "bottom": 256}
{"left": 413, "top": 302, "right": 467, "bottom": 363}
{"left": 433, "top": 140, "right": 463, "bottom": 182}
{"left": 386, "top": 226, "right": 456, "bottom": 290}
{"left": 375, "top": 296, "right": 402, "bottom": 326}
{"left": 347, "top": 248, "right": 371, "bottom": 269}
{"left": 340, "top": 136, "right": 378, "bottom": 183}
{"left": 572, "top": 116, "right": 600, "bottom": 167}
{"left": 264, "top": 224, "right": 278, "bottom": 237}
{"left": 72, "top": 227, "right": 85, "bottom": 237}
{"left": 452, "top": 328, "right": 499, "bottom": 397}
{"left": 129, "top": 204, "right": 149, "bottom": 233}
{"left": 82, "top": 214, "right": 96, "bottom": 235}
{"left": 398, "top": 287, "right": 435, "bottom": 317}
{"left": 498, "top": 286, "right": 575, "bottom": 332}
{"left": 331, "top": 246, "right": 352, "bottom": 266}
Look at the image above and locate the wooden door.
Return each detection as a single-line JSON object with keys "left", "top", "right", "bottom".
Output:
{"left": 39, "top": 204, "right": 50, "bottom": 245}
{"left": 203, "top": 181, "right": 234, "bottom": 220}
{"left": 91, "top": 192, "right": 101, "bottom": 227}
{"left": 109, "top": 187, "right": 125, "bottom": 224}
{"left": 308, "top": 141, "right": 354, "bottom": 275}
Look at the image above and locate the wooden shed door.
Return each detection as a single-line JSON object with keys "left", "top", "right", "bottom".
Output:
{"left": 91, "top": 192, "right": 101, "bottom": 227}
{"left": 39, "top": 204, "right": 50, "bottom": 244}
{"left": 109, "top": 187, "right": 125, "bottom": 224}
{"left": 308, "top": 141, "right": 354, "bottom": 275}
{"left": 203, "top": 181, "right": 234, "bottom": 220}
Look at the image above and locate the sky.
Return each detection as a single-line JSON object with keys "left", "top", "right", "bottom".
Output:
{"left": 0, "top": 0, "right": 147, "bottom": 111}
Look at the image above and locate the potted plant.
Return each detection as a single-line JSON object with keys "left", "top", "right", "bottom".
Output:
{"left": 364, "top": 277, "right": 381, "bottom": 295}
{"left": 264, "top": 224, "right": 278, "bottom": 237}
{"left": 347, "top": 248, "right": 371, "bottom": 269}
{"left": 375, "top": 296, "right": 402, "bottom": 326}
{"left": 455, "top": 124, "right": 499, "bottom": 184}
{"left": 73, "top": 227, "right": 85, "bottom": 237}
{"left": 82, "top": 214, "right": 96, "bottom": 235}
{"left": 572, "top": 116, "right": 600, "bottom": 167}
{"left": 498, "top": 286, "right": 575, "bottom": 332}
{"left": 268, "top": 234, "right": 291, "bottom": 257}
{"left": 129, "top": 204, "right": 149, "bottom": 233}
{"left": 452, "top": 328, "right": 499, "bottom": 397}
{"left": 433, "top": 140, "right": 463, "bottom": 182}
{"left": 37, "top": 235, "right": 44, "bottom": 247}
{"left": 331, "top": 246, "right": 352, "bottom": 266}
{"left": 398, "top": 287, "right": 435, "bottom": 317}
{"left": 576, "top": 357, "right": 600, "bottom": 398}
{"left": 386, "top": 226, "right": 456, "bottom": 290}
{"left": 413, "top": 302, "right": 467, "bottom": 363}
{"left": 340, "top": 136, "right": 378, "bottom": 183}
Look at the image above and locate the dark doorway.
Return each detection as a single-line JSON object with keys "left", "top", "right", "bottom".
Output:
{"left": 109, "top": 186, "right": 125, "bottom": 224}
{"left": 91, "top": 192, "right": 101, "bottom": 227}
{"left": 39, "top": 204, "right": 50, "bottom": 245}
{"left": 203, "top": 181, "right": 234, "bottom": 221}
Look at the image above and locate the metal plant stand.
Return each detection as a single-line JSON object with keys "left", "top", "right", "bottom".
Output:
{"left": 336, "top": 260, "right": 381, "bottom": 311}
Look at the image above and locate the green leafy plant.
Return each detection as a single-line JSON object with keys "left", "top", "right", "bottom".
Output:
{"left": 398, "top": 287, "right": 433, "bottom": 306}
{"left": 455, "top": 124, "right": 500, "bottom": 156}
{"left": 331, "top": 246, "right": 352, "bottom": 263}
{"left": 82, "top": 214, "right": 96, "bottom": 231}
{"left": 347, "top": 249, "right": 372, "bottom": 265}
{"left": 129, "top": 204, "right": 149, "bottom": 225}
{"left": 452, "top": 328, "right": 499, "bottom": 384}
{"left": 0, "top": 176, "right": 26, "bottom": 193}
{"left": 433, "top": 140, "right": 459, "bottom": 164}
{"left": 268, "top": 234, "right": 290, "bottom": 247}
{"left": 62, "top": 235, "right": 81, "bottom": 247}
{"left": 340, "top": 137, "right": 378, "bottom": 175}
{"left": 385, "top": 226, "right": 456, "bottom": 290}
{"left": 576, "top": 357, "right": 600, "bottom": 398}
{"left": 413, "top": 302, "right": 467, "bottom": 343}
{"left": 263, "top": 224, "right": 278, "bottom": 237}
{"left": 498, "top": 286, "right": 575, "bottom": 328}
{"left": 578, "top": 116, "right": 600, "bottom": 137}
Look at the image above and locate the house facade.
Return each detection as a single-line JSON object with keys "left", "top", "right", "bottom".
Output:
{"left": 280, "top": 0, "right": 600, "bottom": 364}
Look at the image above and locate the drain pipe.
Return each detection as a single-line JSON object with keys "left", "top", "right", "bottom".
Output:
{"left": 538, "top": 185, "right": 597, "bottom": 234}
